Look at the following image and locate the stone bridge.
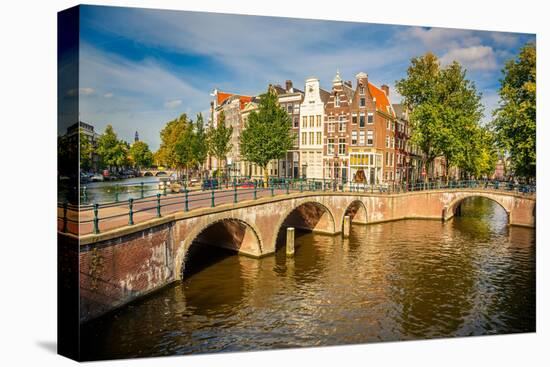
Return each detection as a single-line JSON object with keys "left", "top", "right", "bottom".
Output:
{"left": 140, "top": 169, "right": 176, "bottom": 177}
{"left": 68, "top": 189, "right": 535, "bottom": 322}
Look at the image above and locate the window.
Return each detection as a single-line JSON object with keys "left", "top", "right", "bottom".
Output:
{"left": 339, "top": 115, "right": 346, "bottom": 132}
{"left": 302, "top": 116, "right": 307, "bottom": 128}
{"left": 391, "top": 137, "right": 395, "bottom": 149}
{"left": 316, "top": 115, "right": 322, "bottom": 127}
{"left": 309, "top": 115, "right": 314, "bottom": 127}
{"left": 367, "top": 112, "right": 374, "bottom": 124}
{"left": 352, "top": 114, "right": 357, "bottom": 124}
{"left": 385, "top": 152, "right": 389, "bottom": 166}
{"left": 351, "top": 131, "right": 357, "bottom": 145}
{"left": 328, "top": 138, "right": 334, "bottom": 155}
{"left": 359, "top": 131, "right": 365, "bottom": 145}
{"left": 316, "top": 132, "right": 321, "bottom": 145}
{"left": 338, "top": 138, "right": 346, "bottom": 155}
{"left": 367, "top": 130, "right": 374, "bottom": 146}
{"left": 328, "top": 116, "right": 335, "bottom": 133}
{"left": 359, "top": 85, "right": 365, "bottom": 95}
{"left": 309, "top": 132, "right": 314, "bottom": 145}
{"left": 293, "top": 117, "right": 299, "bottom": 128}
{"left": 335, "top": 94, "right": 340, "bottom": 107}
{"left": 287, "top": 104, "right": 293, "bottom": 113}
{"left": 360, "top": 97, "right": 366, "bottom": 107}
{"left": 302, "top": 132, "right": 307, "bottom": 145}
{"left": 385, "top": 135, "right": 390, "bottom": 148}
{"left": 359, "top": 113, "right": 365, "bottom": 127}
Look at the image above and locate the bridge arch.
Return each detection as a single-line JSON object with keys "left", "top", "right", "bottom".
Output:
{"left": 342, "top": 199, "right": 368, "bottom": 226}
{"left": 174, "top": 216, "right": 263, "bottom": 280}
{"left": 143, "top": 171, "right": 153, "bottom": 176}
{"left": 444, "top": 193, "right": 511, "bottom": 222}
{"left": 271, "top": 198, "right": 337, "bottom": 251}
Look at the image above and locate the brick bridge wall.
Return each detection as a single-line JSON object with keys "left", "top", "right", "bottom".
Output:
{"left": 74, "top": 190, "right": 535, "bottom": 322}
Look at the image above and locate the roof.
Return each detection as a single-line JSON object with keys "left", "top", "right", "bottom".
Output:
{"left": 319, "top": 88, "right": 331, "bottom": 103}
{"left": 392, "top": 104, "right": 407, "bottom": 120}
{"left": 368, "top": 82, "right": 395, "bottom": 117}
{"left": 216, "top": 91, "right": 253, "bottom": 110}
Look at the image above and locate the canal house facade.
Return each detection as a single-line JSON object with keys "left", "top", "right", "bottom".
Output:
{"left": 207, "top": 72, "right": 427, "bottom": 185}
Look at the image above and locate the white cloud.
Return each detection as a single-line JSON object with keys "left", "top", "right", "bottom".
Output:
{"left": 78, "top": 43, "right": 211, "bottom": 150}
{"left": 491, "top": 32, "right": 519, "bottom": 47}
{"left": 440, "top": 46, "right": 497, "bottom": 71}
{"left": 103, "top": 92, "right": 114, "bottom": 98}
{"left": 164, "top": 99, "right": 182, "bottom": 109}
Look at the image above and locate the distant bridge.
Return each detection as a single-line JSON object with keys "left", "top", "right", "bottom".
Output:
{"left": 58, "top": 184, "right": 535, "bottom": 322}
{"left": 140, "top": 169, "right": 176, "bottom": 177}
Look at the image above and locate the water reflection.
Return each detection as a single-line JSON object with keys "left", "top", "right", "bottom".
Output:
{"left": 81, "top": 197, "right": 535, "bottom": 360}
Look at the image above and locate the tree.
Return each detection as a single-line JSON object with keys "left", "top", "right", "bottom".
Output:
{"left": 174, "top": 122, "right": 195, "bottom": 179}
{"left": 396, "top": 53, "right": 484, "bottom": 182}
{"left": 129, "top": 140, "right": 153, "bottom": 171}
{"left": 96, "top": 125, "right": 129, "bottom": 171}
{"left": 240, "top": 88, "right": 294, "bottom": 187}
{"left": 492, "top": 43, "right": 536, "bottom": 180}
{"left": 206, "top": 111, "right": 233, "bottom": 179}
{"left": 156, "top": 114, "right": 189, "bottom": 169}
{"left": 191, "top": 113, "right": 208, "bottom": 177}
{"left": 79, "top": 129, "right": 93, "bottom": 171}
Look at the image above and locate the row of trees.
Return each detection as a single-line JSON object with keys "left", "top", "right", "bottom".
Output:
{"left": 154, "top": 112, "right": 234, "bottom": 180}
{"left": 396, "top": 42, "right": 536, "bottom": 182}
{"left": 396, "top": 53, "right": 496, "bottom": 181}
{"left": 80, "top": 125, "right": 153, "bottom": 172}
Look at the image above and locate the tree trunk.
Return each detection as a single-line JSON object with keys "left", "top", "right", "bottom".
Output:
{"left": 263, "top": 165, "right": 269, "bottom": 188}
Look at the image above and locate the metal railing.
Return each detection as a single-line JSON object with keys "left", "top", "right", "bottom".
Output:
{"left": 58, "top": 179, "right": 535, "bottom": 236}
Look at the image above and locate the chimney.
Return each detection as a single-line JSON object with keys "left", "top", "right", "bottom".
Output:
{"left": 381, "top": 84, "right": 390, "bottom": 97}
{"left": 345, "top": 80, "right": 352, "bottom": 88}
{"left": 285, "top": 80, "right": 293, "bottom": 92}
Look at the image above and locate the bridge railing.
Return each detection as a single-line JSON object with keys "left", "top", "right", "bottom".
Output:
{"left": 58, "top": 179, "right": 535, "bottom": 236}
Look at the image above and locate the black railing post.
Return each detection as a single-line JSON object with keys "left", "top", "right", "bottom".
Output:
{"left": 128, "top": 198, "right": 134, "bottom": 225}
{"left": 82, "top": 186, "right": 88, "bottom": 204}
{"left": 140, "top": 182, "right": 144, "bottom": 199}
{"left": 286, "top": 181, "right": 290, "bottom": 195}
{"left": 254, "top": 182, "right": 257, "bottom": 200}
{"left": 211, "top": 189, "right": 215, "bottom": 207}
{"left": 93, "top": 203, "right": 99, "bottom": 234}
{"left": 184, "top": 189, "right": 189, "bottom": 212}
{"left": 234, "top": 185, "right": 238, "bottom": 203}
{"left": 156, "top": 193, "right": 161, "bottom": 217}
{"left": 115, "top": 184, "right": 119, "bottom": 202}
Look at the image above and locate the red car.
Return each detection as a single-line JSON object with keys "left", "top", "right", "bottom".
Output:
{"left": 238, "top": 181, "right": 255, "bottom": 188}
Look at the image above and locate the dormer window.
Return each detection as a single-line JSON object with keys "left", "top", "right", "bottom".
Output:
{"left": 359, "top": 85, "right": 365, "bottom": 95}
{"left": 360, "top": 97, "right": 366, "bottom": 107}
{"left": 335, "top": 94, "right": 340, "bottom": 107}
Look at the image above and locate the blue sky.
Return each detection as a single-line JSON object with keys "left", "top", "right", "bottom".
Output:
{"left": 76, "top": 5, "right": 535, "bottom": 151}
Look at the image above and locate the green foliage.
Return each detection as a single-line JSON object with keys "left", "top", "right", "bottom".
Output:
{"left": 240, "top": 89, "right": 294, "bottom": 185}
{"left": 157, "top": 112, "right": 210, "bottom": 178}
{"left": 96, "top": 125, "right": 129, "bottom": 169}
{"left": 396, "top": 53, "right": 486, "bottom": 180}
{"left": 492, "top": 43, "right": 536, "bottom": 179}
{"left": 192, "top": 113, "right": 208, "bottom": 168}
{"left": 156, "top": 114, "right": 189, "bottom": 168}
{"left": 206, "top": 111, "right": 233, "bottom": 177}
{"left": 129, "top": 140, "right": 153, "bottom": 169}
{"left": 79, "top": 129, "right": 93, "bottom": 171}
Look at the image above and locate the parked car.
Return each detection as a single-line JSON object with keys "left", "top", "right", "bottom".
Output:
{"left": 202, "top": 179, "right": 219, "bottom": 190}
{"left": 238, "top": 181, "right": 255, "bottom": 188}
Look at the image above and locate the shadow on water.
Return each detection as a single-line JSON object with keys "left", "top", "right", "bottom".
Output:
{"left": 182, "top": 242, "right": 236, "bottom": 279}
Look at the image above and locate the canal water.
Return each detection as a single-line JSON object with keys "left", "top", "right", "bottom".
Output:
{"left": 81, "top": 197, "right": 535, "bottom": 360}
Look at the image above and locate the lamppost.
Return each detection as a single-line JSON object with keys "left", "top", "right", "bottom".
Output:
{"left": 405, "top": 155, "right": 410, "bottom": 190}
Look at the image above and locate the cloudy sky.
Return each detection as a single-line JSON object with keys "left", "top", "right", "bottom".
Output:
{"left": 76, "top": 5, "right": 535, "bottom": 151}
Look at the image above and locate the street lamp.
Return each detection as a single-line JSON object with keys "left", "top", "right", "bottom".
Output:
{"left": 405, "top": 155, "right": 410, "bottom": 190}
